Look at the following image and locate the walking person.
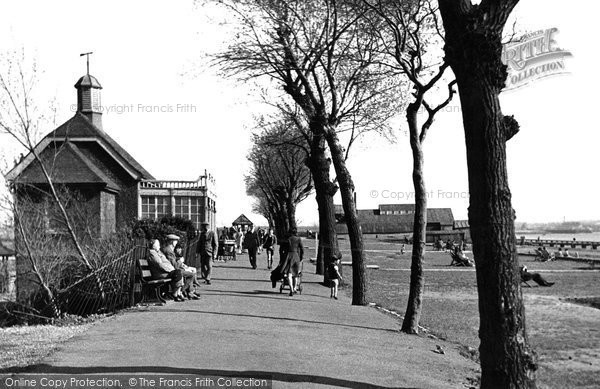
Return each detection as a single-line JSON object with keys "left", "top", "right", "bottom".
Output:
{"left": 245, "top": 225, "right": 260, "bottom": 269}
{"left": 280, "top": 228, "right": 304, "bottom": 296}
{"left": 257, "top": 228, "right": 264, "bottom": 254}
{"left": 262, "top": 228, "right": 277, "bottom": 270}
{"left": 328, "top": 252, "right": 343, "bottom": 299}
{"left": 235, "top": 227, "right": 244, "bottom": 255}
{"left": 196, "top": 222, "right": 218, "bottom": 285}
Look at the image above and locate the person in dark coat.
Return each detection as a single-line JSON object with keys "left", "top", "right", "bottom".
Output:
{"left": 279, "top": 228, "right": 304, "bottom": 296}
{"left": 244, "top": 225, "right": 260, "bottom": 269}
{"left": 162, "top": 234, "right": 198, "bottom": 299}
{"left": 196, "top": 222, "right": 218, "bottom": 284}
{"left": 147, "top": 239, "right": 184, "bottom": 302}
{"left": 520, "top": 266, "right": 555, "bottom": 287}
{"left": 262, "top": 228, "right": 277, "bottom": 270}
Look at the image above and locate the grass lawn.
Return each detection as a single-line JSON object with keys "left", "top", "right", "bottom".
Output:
{"left": 337, "top": 235, "right": 600, "bottom": 389}
{"left": 0, "top": 323, "right": 91, "bottom": 370}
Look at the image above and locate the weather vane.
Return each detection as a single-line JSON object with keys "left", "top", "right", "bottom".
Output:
{"left": 80, "top": 52, "right": 93, "bottom": 75}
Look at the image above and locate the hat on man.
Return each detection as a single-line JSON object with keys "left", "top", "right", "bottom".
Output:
{"left": 166, "top": 234, "right": 180, "bottom": 240}
{"left": 200, "top": 221, "right": 210, "bottom": 226}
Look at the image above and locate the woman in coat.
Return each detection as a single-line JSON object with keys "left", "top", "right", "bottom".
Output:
{"left": 279, "top": 228, "right": 304, "bottom": 296}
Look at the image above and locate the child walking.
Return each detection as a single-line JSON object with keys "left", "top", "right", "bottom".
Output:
{"left": 328, "top": 253, "right": 343, "bottom": 300}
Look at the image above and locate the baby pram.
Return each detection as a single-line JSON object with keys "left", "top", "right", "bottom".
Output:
{"left": 270, "top": 261, "right": 303, "bottom": 294}
{"left": 217, "top": 239, "right": 236, "bottom": 261}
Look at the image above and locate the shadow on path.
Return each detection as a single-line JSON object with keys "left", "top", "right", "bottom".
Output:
{"left": 211, "top": 278, "right": 324, "bottom": 286}
{"left": 127, "top": 308, "right": 400, "bottom": 334}
{"left": 6, "top": 365, "right": 412, "bottom": 389}
{"left": 202, "top": 289, "right": 331, "bottom": 303}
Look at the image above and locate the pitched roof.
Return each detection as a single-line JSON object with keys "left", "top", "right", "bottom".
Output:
{"left": 427, "top": 208, "right": 455, "bottom": 225}
{"left": 74, "top": 74, "right": 102, "bottom": 89}
{"left": 14, "top": 142, "right": 119, "bottom": 190}
{"left": 51, "top": 112, "right": 153, "bottom": 179}
{"left": 232, "top": 214, "right": 253, "bottom": 225}
{"left": 379, "top": 204, "right": 416, "bottom": 212}
{"left": 6, "top": 112, "right": 154, "bottom": 181}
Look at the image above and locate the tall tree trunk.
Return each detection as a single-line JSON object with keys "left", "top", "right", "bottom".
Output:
{"left": 286, "top": 197, "right": 297, "bottom": 232}
{"left": 401, "top": 106, "right": 427, "bottom": 333}
{"left": 439, "top": 4, "right": 538, "bottom": 385}
{"left": 457, "top": 77, "right": 536, "bottom": 388}
{"left": 306, "top": 133, "right": 339, "bottom": 279}
{"left": 274, "top": 206, "right": 290, "bottom": 242}
{"left": 324, "top": 129, "right": 367, "bottom": 305}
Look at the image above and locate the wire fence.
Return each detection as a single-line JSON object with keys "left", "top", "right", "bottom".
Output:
{"left": 46, "top": 236, "right": 199, "bottom": 317}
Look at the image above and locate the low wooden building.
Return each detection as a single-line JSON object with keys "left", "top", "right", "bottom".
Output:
{"left": 335, "top": 203, "right": 457, "bottom": 237}
{"left": 5, "top": 70, "right": 217, "bottom": 301}
{"left": 232, "top": 214, "right": 253, "bottom": 230}
{"left": 6, "top": 72, "right": 217, "bottom": 235}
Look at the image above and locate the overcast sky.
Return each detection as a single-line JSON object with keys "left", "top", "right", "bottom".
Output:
{"left": 0, "top": 0, "right": 598, "bottom": 227}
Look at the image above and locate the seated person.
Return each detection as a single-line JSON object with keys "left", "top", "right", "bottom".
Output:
{"left": 541, "top": 246, "right": 554, "bottom": 261}
{"left": 175, "top": 244, "right": 201, "bottom": 290}
{"left": 147, "top": 239, "right": 184, "bottom": 302}
{"left": 162, "top": 234, "right": 200, "bottom": 300}
{"left": 451, "top": 245, "right": 474, "bottom": 266}
{"left": 556, "top": 248, "right": 563, "bottom": 257}
{"left": 445, "top": 240, "right": 454, "bottom": 252}
{"left": 563, "top": 248, "right": 571, "bottom": 257}
{"left": 520, "top": 265, "right": 555, "bottom": 287}
{"left": 435, "top": 239, "right": 444, "bottom": 251}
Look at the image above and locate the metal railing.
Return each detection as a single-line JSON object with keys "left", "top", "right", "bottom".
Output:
{"left": 51, "top": 236, "right": 199, "bottom": 317}
{"left": 140, "top": 179, "right": 207, "bottom": 189}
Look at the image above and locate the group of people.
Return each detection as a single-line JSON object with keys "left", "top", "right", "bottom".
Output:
{"left": 433, "top": 238, "right": 468, "bottom": 253}
{"left": 147, "top": 223, "right": 344, "bottom": 301}
{"left": 535, "top": 245, "right": 578, "bottom": 261}
{"left": 217, "top": 225, "right": 278, "bottom": 270}
{"left": 147, "top": 234, "right": 202, "bottom": 302}
{"left": 219, "top": 225, "right": 270, "bottom": 256}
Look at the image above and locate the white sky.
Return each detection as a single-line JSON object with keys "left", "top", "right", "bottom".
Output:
{"left": 0, "top": 0, "right": 598, "bottom": 226}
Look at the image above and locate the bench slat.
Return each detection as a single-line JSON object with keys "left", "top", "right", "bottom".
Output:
{"left": 146, "top": 279, "right": 171, "bottom": 285}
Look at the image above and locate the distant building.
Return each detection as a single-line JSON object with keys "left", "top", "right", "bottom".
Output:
{"left": 335, "top": 203, "right": 467, "bottom": 242}
{"left": 453, "top": 220, "right": 471, "bottom": 242}
{"left": 232, "top": 214, "right": 253, "bottom": 230}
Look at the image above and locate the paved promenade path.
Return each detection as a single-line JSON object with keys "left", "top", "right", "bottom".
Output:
{"left": 32, "top": 258, "right": 478, "bottom": 388}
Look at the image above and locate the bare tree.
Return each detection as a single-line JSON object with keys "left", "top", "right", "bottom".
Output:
{"left": 0, "top": 51, "right": 97, "bottom": 276}
{"left": 0, "top": 51, "right": 108, "bottom": 311}
{"left": 362, "top": 0, "right": 456, "bottom": 334}
{"left": 437, "top": 1, "right": 536, "bottom": 387}
{"left": 214, "top": 0, "right": 400, "bottom": 304}
{"left": 255, "top": 107, "right": 339, "bottom": 278}
{"left": 246, "top": 118, "right": 313, "bottom": 239}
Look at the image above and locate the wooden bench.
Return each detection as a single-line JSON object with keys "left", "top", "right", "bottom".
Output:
{"left": 137, "top": 259, "right": 171, "bottom": 305}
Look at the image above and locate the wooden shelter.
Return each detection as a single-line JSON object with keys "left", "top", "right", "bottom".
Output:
{"left": 232, "top": 214, "right": 253, "bottom": 229}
